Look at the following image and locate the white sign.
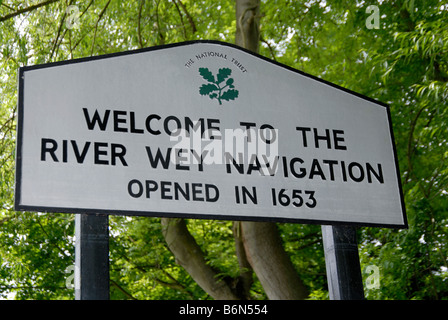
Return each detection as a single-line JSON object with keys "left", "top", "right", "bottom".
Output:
{"left": 15, "top": 41, "right": 407, "bottom": 228}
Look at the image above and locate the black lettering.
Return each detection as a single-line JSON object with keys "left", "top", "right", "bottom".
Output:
{"left": 145, "top": 147, "right": 171, "bottom": 169}
{"left": 113, "top": 110, "right": 128, "bottom": 132}
{"left": 94, "top": 142, "right": 109, "bottom": 165}
{"left": 62, "top": 140, "right": 68, "bottom": 162}
{"left": 259, "top": 124, "right": 276, "bottom": 144}
{"left": 239, "top": 122, "right": 256, "bottom": 141}
{"left": 160, "top": 181, "right": 172, "bottom": 199}
{"left": 225, "top": 152, "right": 244, "bottom": 174}
{"left": 145, "top": 180, "right": 158, "bottom": 198}
{"left": 205, "top": 184, "right": 219, "bottom": 202}
{"left": 128, "top": 179, "right": 143, "bottom": 198}
{"left": 366, "top": 163, "right": 384, "bottom": 183}
{"left": 235, "top": 186, "right": 241, "bottom": 203}
{"left": 190, "top": 149, "right": 206, "bottom": 172}
{"left": 111, "top": 143, "right": 128, "bottom": 166}
{"left": 145, "top": 114, "right": 161, "bottom": 135}
{"left": 282, "top": 156, "right": 289, "bottom": 177}
{"left": 130, "top": 111, "right": 144, "bottom": 134}
{"left": 323, "top": 159, "right": 338, "bottom": 181}
{"left": 333, "top": 130, "right": 347, "bottom": 150}
{"left": 309, "top": 159, "right": 326, "bottom": 180}
{"left": 290, "top": 157, "right": 306, "bottom": 178}
{"left": 341, "top": 160, "right": 348, "bottom": 181}
{"left": 83, "top": 108, "right": 110, "bottom": 131}
{"left": 71, "top": 140, "right": 91, "bottom": 164}
{"left": 207, "top": 119, "right": 221, "bottom": 139}
{"left": 164, "top": 115, "right": 181, "bottom": 136}
{"left": 129, "top": 181, "right": 219, "bottom": 203}
{"left": 313, "top": 128, "right": 331, "bottom": 149}
{"left": 295, "top": 127, "right": 311, "bottom": 147}
{"left": 175, "top": 149, "right": 189, "bottom": 171}
{"left": 261, "top": 155, "right": 279, "bottom": 176}
{"left": 41, "top": 138, "right": 58, "bottom": 162}
{"left": 238, "top": 186, "right": 257, "bottom": 204}
{"left": 174, "top": 182, "right": 190, "bottom": 200}
{"left": 247, "top": 155, "right": 261, "bottom": 175}
{"left": 348, "top": 162, "right": 365, "bottom": 182}
{"left": 192, "top": 183, "right": 204, "bottom": 201}
{"left": 185, "top": 117, "right": 205, "bottom": 137}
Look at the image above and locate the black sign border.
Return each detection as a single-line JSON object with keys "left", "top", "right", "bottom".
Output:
{"left": 14, "top": 40, "right": 408, "bottom": 229}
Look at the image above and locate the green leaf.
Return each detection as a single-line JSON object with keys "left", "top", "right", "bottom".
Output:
{"left": 217, "top": 68, "right": 232, "bottom": 84}
{"left": 199, "top": 83, "right": 218, "bottom": 96}
{"left": 226, "top": 78, "right": 234, "bottom": 86}
{"left": 199, "top": 67, "right": 215, "bottom": 83}
{"left": 220, "top": 89, "right": 239, "bottom": 101}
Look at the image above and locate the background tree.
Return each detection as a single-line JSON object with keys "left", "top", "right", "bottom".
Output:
{"left": 0, "top": 0, "right": 447, "bottom": 300}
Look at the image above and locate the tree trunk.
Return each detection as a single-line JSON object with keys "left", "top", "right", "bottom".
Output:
{"left": 235, "top": 0, "right": 260, "bottom": 53}
{"left": 161, "top": 218, "right": 240, "bottom": 300}
{"left": 235, "top": 0, "right": 309, "bottom": 300}
{"left": 233, "top": 221, "right": 254, "bottom": 299}
{"left": 159, "top": 0, "right": 309, "bottom": 301}
{"left": 240, "top": 222, "right": 309, "bottom": 299}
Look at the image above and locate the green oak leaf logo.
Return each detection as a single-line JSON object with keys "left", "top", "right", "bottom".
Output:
{"left": 198, "top": 67, "right": 239, "bottom": 105}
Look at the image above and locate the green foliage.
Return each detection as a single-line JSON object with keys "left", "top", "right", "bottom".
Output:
{"left": 0, "top": 0, "right": 447, "bottom": 300}
{"left": 0, "top": 212, "right": 74, "bottom": 299}
{"left": 109, "top": 216, "right": 208, "bottom": 300}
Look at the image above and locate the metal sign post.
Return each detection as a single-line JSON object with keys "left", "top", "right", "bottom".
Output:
{"left": 75, "top": 213, "right": 109, "bottom": 300}
{"left": 322, "top": 225, "right": 364, "bottom": 300}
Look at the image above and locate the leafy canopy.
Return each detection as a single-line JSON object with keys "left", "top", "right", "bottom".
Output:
{"left": 0, "top": 0, "right": 447, "bottom": 300}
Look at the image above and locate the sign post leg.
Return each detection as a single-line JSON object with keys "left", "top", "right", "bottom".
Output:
{"left": 75, "top": 213, "right": 110, "bottom": 300}
{"left": 321, "top": 225, "right": 364, "bottom": 300}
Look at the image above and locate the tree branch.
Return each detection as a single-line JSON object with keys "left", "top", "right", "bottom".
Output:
{"left": 161, "top": 218, "right": 240, "bottom": 300}
{"left": 407, "top": 105, "right": 426, "bottom": 194}
{"left": 0, "top": 0, "right": 61, "bottom": 22}
{"left": 69, "top": 0, "right": 95, "bottom": 53}
{"left": 48, "top": 0, "right": 71, "bottom": 62}
{"left": 172, "top": 0, "right": 187, "bottom": 39}
{"left": 154, "top": 0, "right": 165, "bottom": 45}
{"left": 137, "top": 0, "right": 145, "bottom": 48}
{"left": 260, "top": 36, "right": 277, "bottom": 61}
{"left": 1, "top": 2, "right": 15, "bottom": 11}
{"left": 176, "top": 0, "right": 197, "bottom": 34}
{"left": 90, "top": 0, "right": 112, "bottom": 56}
{"left": 110, "top": 279, "right": 138, "bottom": 300}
